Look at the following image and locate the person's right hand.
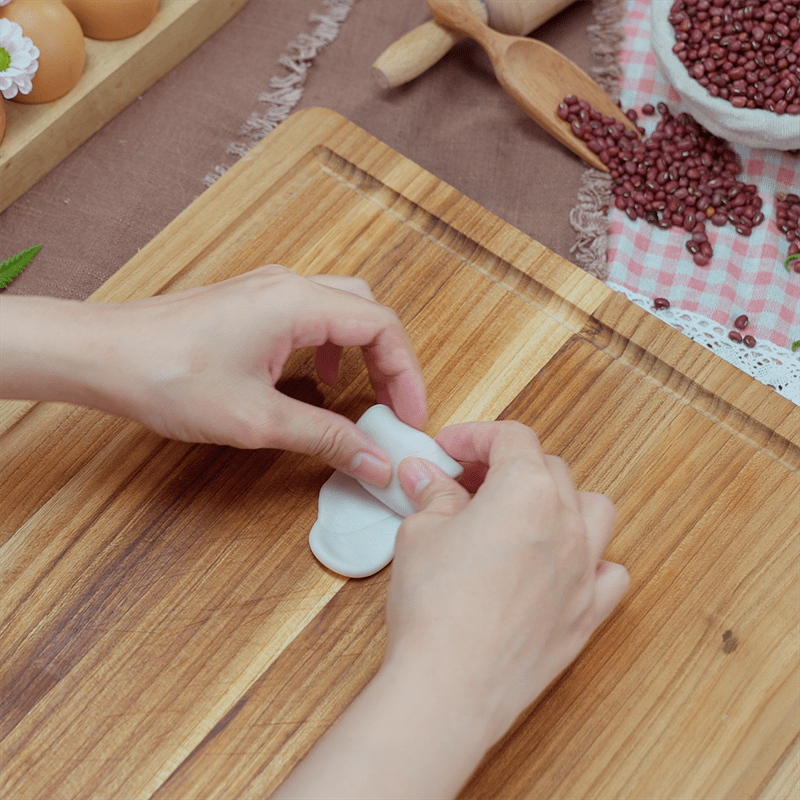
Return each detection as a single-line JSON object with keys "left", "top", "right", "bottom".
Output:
{"left": 272, "top": 421, "right": 629, "bottom": 800}
{"left": 386, "top": 420, "right": 630, "bottom": 747}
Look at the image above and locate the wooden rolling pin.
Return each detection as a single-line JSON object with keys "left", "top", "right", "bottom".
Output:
{"left": 373, "top": 0, "right": 577, "bottom": 89}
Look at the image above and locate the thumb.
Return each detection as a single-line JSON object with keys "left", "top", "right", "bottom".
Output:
{"left": 397, "top": 457, "right": 470, "bottom": 518}
{"left": 265, "top": 394, "right": 392, "bottom": 486}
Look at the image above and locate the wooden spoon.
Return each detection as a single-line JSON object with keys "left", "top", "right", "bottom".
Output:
{"left": 427, "top": 0, "right": 638, "bottom": 171}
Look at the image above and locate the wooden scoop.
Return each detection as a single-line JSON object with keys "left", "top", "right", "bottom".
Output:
{"left": 427, "top": 0, "right": 638, "bottom": 171}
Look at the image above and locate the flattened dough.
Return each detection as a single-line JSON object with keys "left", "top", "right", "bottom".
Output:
{"left": 309, "top": 405, "right": 463, "bottom": 577}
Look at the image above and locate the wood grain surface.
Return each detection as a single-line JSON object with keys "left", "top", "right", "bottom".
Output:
{"left": 0, "top": 0, "right": 249, "bottom": 213}
{"left": 1, "top": 108, "right": 798, "bottom": 800}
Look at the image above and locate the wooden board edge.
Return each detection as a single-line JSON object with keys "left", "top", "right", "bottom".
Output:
{"left": 589, "top": 288, "right": 800, "bottom": 446}
{"left": 85, "top": 108, "right": 352, "bottom": 304}
{"left": 294, "top": 109, "right": 800, "bottom": 444}
{"left": 76, "top": 107, "right": 799, "bottom": 447}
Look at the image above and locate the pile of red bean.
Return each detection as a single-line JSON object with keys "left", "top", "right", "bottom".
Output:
{"left": 776, "top": 191, "right": 800, "bottom": 261}
{"left": 669, "top": 0, "right": 800, "bottom": 114}
{"left": 558, "top": 97, "right": 766, "bottom": 266}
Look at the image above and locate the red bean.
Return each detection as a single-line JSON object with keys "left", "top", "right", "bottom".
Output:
{"left": 654, "top": 297, "right": 671, "bottom": 309}
{"left": 734, "top": 314, "right": 750, "bottom": 329}
{"left": 728, "top": 330, "right": 743, "bottom": 343}
{"left": 777, "top": 192, "right": 800, "bottom": 261}
{"left": 712, "top": 212, "right": 729, "bottom": 226}
{"left": 668, "top": 0, "right": 800, "bottom": 116}
{"left": 743, "top": 334, "right": 757, "bottom": 347}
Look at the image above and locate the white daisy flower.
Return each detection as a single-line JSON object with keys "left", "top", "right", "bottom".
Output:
{"left": 0, "top": 18, "right": 40, "bottom": 100}
{"left": 0, "top": 2, "right": 12, "bottom": 7}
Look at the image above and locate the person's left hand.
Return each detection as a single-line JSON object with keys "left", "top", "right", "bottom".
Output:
{"left": 84, "top": 265, "right": 427, "bottom": 484}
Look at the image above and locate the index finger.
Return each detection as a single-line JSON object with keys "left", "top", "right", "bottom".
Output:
{"left": 435, "top": 420, "right": 545, "bottom": 470}
{"left": 307, "top": 276, "right": 375, "bottom": 386}
{"left": 436, "top": 420, "right": 560, "bottom": 531}
{"left": 294, "top": 282, "right": 427, "bottom": 430}
{"left": 436, "top": 420, "right": 550, "bottom": 497}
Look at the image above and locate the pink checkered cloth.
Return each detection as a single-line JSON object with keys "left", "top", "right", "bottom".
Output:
{"left": 607, "top": 0, "right": 800, "bottom": 350}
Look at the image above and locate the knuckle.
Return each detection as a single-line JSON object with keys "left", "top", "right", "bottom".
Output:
{"left": 373, "top": 302, "right": 402, "bottom": 329}
{"left": 400, "top": 476, "right": 469, "bottom": 525}
{"left": 564, "top": 508, "right": 588, "bottom": 544}
{"left": 501, "top": 420, "right": 540, "bottom": 446}
{"left": 580, "top": 491, "right": 617, "bottom": 533}
{"left": 505, "top": 419, "right": 534, "bottom": 435}
{"left": 595, "top": 491, "right": 617, "bottom": 520}
{"left": 311, "top": 421, "right": 353, "bottom": 464}
{"left": 506, "top": 453, "right": 553, "bottom": 489}
{"left": 561, "top": 510, "right": 590, "bottom": 566}
{"left": 573, "top": 604, "right": 599, "bottom": 641}
{"left": 247, "top": 263, "right": 290, "bottom": 286}
{"left": 214, "top": 403, "right": 270, "bottom": 450}
{"left": 256, "top": 263, "right": 289, "bottom": 275}
{"left": 237, "top": 267, "right": 295, "bottom": 303}
{"left": 348, "top": 276, "right": 373, "bottom": 297}
{"left": 421, "top": 485, "right": 466, "bottom": 516}
{"left": 242, "top": 402, "right": 285, "bottom": 449}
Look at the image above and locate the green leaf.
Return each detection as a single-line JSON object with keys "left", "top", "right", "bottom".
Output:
{"left": 785, "top": 253, "right": 800, "bottom": 271}
{"left": 0, "top": 245, "right": 42, "bottom": 289}
{"left": 793, "top": 340, "right": 800, "bottom": 353}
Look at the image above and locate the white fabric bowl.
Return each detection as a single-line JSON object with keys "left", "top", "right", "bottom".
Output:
{"left": 650, "top": 1, "right": 800, "bottom": 150}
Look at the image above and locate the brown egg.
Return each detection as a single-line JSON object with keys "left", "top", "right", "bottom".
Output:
{"left": 63, "top": 0, "right": 159, "bottom": 41}
{"left": 0, "top": 0, "right": 86, "bottom": 104}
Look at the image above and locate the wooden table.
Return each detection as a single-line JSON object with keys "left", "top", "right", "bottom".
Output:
{"left": 1, "top": 108, "right": 797, "bottom": 799}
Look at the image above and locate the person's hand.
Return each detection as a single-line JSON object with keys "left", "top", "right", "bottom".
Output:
{"left": 100, "top": 265, "right": 427, "bottom": 484}
{"left": 0, "top": 266, "right": 426, "bottom": 485}
{"left": 272, "top": 421, "right": 629, "bottom": 800}
{"left": 387, "top": 420, "right": 630, "bottom": 746}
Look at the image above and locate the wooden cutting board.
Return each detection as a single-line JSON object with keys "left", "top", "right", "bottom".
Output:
{"left": 1, "top": 108, "right": 797, "bottom": 800}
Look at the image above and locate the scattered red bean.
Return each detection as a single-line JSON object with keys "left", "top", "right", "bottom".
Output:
{"left": 654, "top": 297, "right": 671, "bottom": 309}
{"left": 734, "top": 313, "right": 750, "bottom": 328}
{"left": 561, "top": 98, "right": 766, "bottom": 266}
{"left": 642, "top": 103, "right": 656, "bottom": 115}
{"left": 668, "top": 0, "right": 800, "bottom": 116}
{"left": 728, "top": 329, "right": 743, "bottom": 342}
{"left": 776, "top": 192, "right": 800, "bottom": 258}
{"left": 743, "top": 334, "right": 757, "bottom": 347}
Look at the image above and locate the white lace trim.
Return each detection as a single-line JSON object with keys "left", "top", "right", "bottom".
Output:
{"left": 608, "top": 282, "right": 800, "bottom": 406}
{"left": 203, "top": 0, "right": 355, "bottom": 187}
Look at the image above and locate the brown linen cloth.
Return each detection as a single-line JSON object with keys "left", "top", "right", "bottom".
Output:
{"left": 0, "top": 0, "right": 605, "bottom": 299}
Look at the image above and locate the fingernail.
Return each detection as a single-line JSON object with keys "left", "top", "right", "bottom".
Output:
{"left": 349, "top": 451, "right": 392, "bottom": 487}
{"left": 398, "top": 457, "right": 435, "bottom": 498}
